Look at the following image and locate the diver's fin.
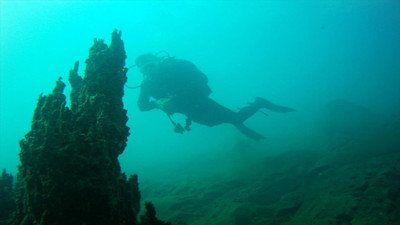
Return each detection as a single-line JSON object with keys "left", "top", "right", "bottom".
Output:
{"left": 234, "top": 123, "right": 266, "bottom": 141}
{"left": 254, "top": 97, "right": 296, "bottom": 113}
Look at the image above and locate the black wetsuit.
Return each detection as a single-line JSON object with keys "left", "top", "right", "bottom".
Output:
{"left": 137, "top": 58, "right": 267, "bottom": 140}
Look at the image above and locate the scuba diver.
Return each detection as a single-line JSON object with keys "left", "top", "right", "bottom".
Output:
{"left": 133, "top": 52, "right": 295, "bottom": 141}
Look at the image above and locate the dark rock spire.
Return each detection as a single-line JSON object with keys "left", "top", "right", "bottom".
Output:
{"left": 15, "top": 30, "right": 140, "bottom": 225}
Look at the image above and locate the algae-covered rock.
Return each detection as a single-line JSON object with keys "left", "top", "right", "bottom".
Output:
{"left": 14, "top": 30, "right": 140, "bottom": 225}
{"left": 140, "top": 202, "right": 171, "bottom": 225}
{"left": 0, "top": 169, "right": 15, "bottom": 225}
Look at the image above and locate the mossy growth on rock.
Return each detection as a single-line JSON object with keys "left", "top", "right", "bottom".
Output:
{"left": 14, "top": 30, "right": 140, "bottom": 225}
{"left": 140, "top": 202, "right": 171, "bottom": 225}
{"left": 0, "top": 169, "right": 16, "bottom": 225}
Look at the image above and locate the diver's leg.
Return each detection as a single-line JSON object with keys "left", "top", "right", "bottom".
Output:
{"left": 180, "top": 97, "right": 266, "bottom": 140}
{"left": 234, "top": 97, "right": 296, "bottom": 123}
{"left": 236, "top": 105, "right": 261, "bottom": 123}
{"left": 236, "top": 97, "right": 296, "bottom": 122}
{"left": 184, "top": 98, "right": 269, "bottom": 125}
{"left": 234, "top": 123, "right": 266, "bottom": 141}
{"left": 254, "top": 97, "right": 296, "bottom": 112}
{"left": 181, "top": 97, "right": 240, "bottom": 126}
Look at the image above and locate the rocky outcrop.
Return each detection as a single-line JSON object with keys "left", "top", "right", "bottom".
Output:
{"left": 0, "top": 169, "right": 15, "bottom": 225}
{"left": 13, "top": 30, "right": 140, "bottom": 225}
{"left": 140, "top": 202, "right": 171, "bottom": 225}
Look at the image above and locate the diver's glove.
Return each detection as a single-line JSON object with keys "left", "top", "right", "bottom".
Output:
{"left": 174, "top": 123, "right": 185, "bottom": 134}
{"left": 155, "top": 97, "right": 173, "bottom": 113}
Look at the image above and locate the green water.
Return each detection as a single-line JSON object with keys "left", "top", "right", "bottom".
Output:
{"left": 1, "top": 1, "right": 400, "bottom": 224}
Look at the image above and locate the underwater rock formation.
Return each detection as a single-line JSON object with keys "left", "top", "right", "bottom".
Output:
{"left": 14, "top": 30, "right": 141, "bottom": 225}
{"left": 140, "top": 202, "right": 171, "bottom": 225}
{"left": 0, "top": 169, "right": 15, "bottom": 225}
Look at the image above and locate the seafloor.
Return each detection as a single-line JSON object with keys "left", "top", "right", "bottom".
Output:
{"left": 140, "top": 101, "right": 400, "bottom": 225}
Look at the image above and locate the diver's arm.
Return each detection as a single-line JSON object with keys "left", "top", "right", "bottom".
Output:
{"left": 137, "top": 84, "right": 156, "bottom": 111}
